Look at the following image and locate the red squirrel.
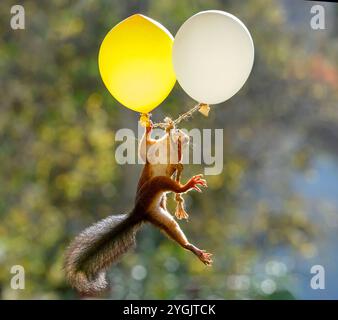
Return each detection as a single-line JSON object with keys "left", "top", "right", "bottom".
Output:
{"left": 64, "top": 123, "right": 212, "bottom": 294}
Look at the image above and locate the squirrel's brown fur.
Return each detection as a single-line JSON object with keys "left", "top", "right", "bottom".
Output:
{"left": 64, "top": 126, "right": 212, "bottom": 294}
{"left": 64, "top": 214, "right": 142, "bottom": 293}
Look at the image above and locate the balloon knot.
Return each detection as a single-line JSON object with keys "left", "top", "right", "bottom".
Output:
{"left": 139, "top": 113, "right": 151, "bottom": 127}
{"left": 198, "top": 103, "right": 210, "bottom": 117}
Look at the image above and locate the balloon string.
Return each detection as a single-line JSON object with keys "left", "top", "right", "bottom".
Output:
{"left": 151, "top": 103, "right": 209, "bottom": 129}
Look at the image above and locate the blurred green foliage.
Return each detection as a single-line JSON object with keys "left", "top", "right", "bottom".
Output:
{"left": 1, "top": 0, "right": 338, "bottom": 299}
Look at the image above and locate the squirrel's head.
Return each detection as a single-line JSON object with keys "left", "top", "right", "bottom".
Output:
{"left": 139, "top": 127, "right": 190, "bottom": 165}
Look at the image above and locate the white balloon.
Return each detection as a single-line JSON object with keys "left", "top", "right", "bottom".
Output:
{"left": 173, "top": 10, "right": 254, "bottom": 104}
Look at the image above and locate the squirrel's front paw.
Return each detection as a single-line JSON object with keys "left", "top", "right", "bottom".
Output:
{"left": 186, "top": 174, "right": 208, "bottom": 192}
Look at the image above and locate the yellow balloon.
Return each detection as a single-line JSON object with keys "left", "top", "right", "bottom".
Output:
{"left": 98, "top": 14, "right": 176, "bottom": 114}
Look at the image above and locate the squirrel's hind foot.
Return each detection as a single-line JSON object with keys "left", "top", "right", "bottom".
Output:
{"left": 185, "top": 243, "right": 213, "bottom": 266}
{"left": 185, "top": 174, "right": 208, "bottom": 193}
{"left": 198, "top": 250, "right": 213, "bottom": 266}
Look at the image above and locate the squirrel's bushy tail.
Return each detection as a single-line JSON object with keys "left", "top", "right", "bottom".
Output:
{"left": 64, "top": 213, "right": 142, "bottom": 294}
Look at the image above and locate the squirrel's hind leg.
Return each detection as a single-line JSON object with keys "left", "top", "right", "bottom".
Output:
{"left": 148, "top": 208, "right": 213, "bottom": 266}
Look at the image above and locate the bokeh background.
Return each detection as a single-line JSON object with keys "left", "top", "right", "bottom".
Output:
{"left": 1, "top": 0, "right": 338, "bottom": 299}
